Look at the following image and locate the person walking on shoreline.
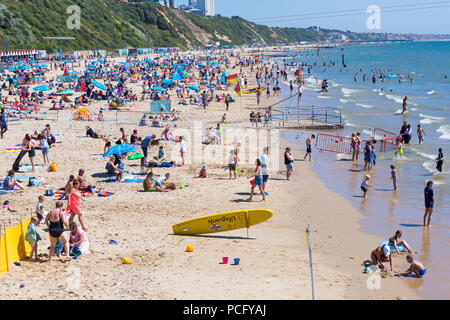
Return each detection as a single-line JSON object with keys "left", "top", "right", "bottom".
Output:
{"left": 247, "top": 159, "right": 266, "bottom": 202}
{"left": 284, "top": 147, "right": 294, "bottom": 180}
{"left": 261, "top": 147, "right": 269, "bottom": 195}
{"left": 304, "top": 135, "right": 315, "bottom": 161}
{"left": 424, "top": 181, "right": 434, "bottom": 227}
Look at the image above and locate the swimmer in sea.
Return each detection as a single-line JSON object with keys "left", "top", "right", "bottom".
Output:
{"left": 417, "top": 125, "right": 425, "bottom": 144}
{"left": 395, "top": 140, "right": 403, "bottom": 158}
{"left": 402, "top": 96, "right": 408, "bottom": 114}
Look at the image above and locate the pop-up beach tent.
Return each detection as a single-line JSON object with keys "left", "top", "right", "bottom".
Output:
{"left": 150, "top": 100, "right": 171, "bottom": 114}
{"left": 72, "top": 108, "right": 92, "bottom": 121}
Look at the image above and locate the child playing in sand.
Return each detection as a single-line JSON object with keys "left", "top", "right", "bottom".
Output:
{"left": 199, "top": 165, "right": 207, "bottom": 178}
{"left": 2, "top": 200, "right": 17, "bottom": 212}
{"left": 36, "top": 195, "right": 45, "bottom": 223}
{"left": 400, "top": 255, "right": 426, "bottom": 278}
{"left": 390, "top": 164, "right": 398, "bottom": 191}
{"left": 360, "top": 175, "right": 373, "bottom": 198}
{"left": 363, "top": 244, "right": 392, "bottom": 271}
{"left": 25, "top": 217, "right": 41, "bottom": 261}
{"left": 154, "top": 146, "right": 166, "bottom": 162}
{"left": 155, "top": 173, "right": 170, "bottom": 192}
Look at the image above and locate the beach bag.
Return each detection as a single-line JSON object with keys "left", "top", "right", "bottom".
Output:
{"left": 45, "top": 190, "right": 54, "bottom": 196}
{"left": 70, "top": 246, "right": 81, "bottom": 257}
{"left": 55, "top": 241, "right": 64, "bottom": 256}
{"left": 49, "top": 162, "right": 58, "bottom": 172}
{"left": 29, "top": 178, "right": 40, "bottom": 186}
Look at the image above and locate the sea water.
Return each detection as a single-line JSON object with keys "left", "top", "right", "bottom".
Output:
{"left": 274, "top": 41, "right": 449, "bottom": 299}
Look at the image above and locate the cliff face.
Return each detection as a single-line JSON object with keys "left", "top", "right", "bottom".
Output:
{"left": 3, "top": 0, "right": 434, "bottom": 53}
{"left": 0, "top": 0, "right": 327, "bottom": 52}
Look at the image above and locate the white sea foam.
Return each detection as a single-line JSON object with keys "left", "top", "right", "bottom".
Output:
{"left": 416, "top": 152, "right": 436, "bottom": 160}
{"left": 317, "top": 95, "right": 332, "bottom": 99}
{"left": 386, "top": 94, "right": 404, "bottom": 104}
{"left": 362, "top": 129, "right": 373, "bottom": 136}
{"left": 420, "top": 118, "right": 440, "bottom": 125}
{"left": 411, "top": 108, "right": 417, "bottom": 111}
{"left": 339, "top": 98, "right": 351, "bottom": 104}
{"left": 422, "top": 160, "right": 436, "bottom": 174}
{"left": 437, "top": 124, "right": 450, "bottom": 140}
{"left": 336, "top": 153, "right": 351, "bottom": 160}
{"left": 425, "top": 180, "right": 446, "bottom": 185}
{"left": 341, "top": 88, "right": 360, "bottom": 96}
{"left": 419, "top": 113, "right": 445, "bottom": 121}
{"left": 355, "top": 103, "right": 375, "bottom": 109}
{"left": 427, "top": 90, "right": 436, "bottom": 95}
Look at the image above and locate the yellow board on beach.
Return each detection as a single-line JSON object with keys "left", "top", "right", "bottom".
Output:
{"left": 242, "top": 86, "right": 268, "bottom": 95}
{"left": 172, "top": 209, "right": 273, "bottom": 235}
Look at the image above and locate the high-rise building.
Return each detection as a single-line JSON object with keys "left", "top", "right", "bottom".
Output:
{"left": 188, "top": 0, "right": 198, "bottom": 7}
{"left": 195, "top": 0, "right": 215, "bottom": 16}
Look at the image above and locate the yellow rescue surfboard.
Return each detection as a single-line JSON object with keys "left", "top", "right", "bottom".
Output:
{"left": 242, "top": 86, "right": 267, "bottom": 95}
{"left": 172, "top": 209, "right": 273, "bottom": 235}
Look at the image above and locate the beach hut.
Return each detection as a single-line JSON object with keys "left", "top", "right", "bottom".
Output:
{"left": 72, "top": 108, "right": 92, "bottom": 121}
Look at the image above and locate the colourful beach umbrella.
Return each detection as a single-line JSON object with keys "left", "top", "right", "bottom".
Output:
{"left": 103, "top": 144, "right": 136, "bottom": 157}
{"left": 92, "top": 81, "right": 106, "bottom": 90}
{"left": 150, "top": 86, "right": 165, "bottom": 92}
{"left": 58, "top": 90, "right": 75, "bottom": 95}
{"left": 187, "top": 85, "right": 200, "bottom": 92}
{"left": 33, "top": 85, "right": 51, "bottom": 91}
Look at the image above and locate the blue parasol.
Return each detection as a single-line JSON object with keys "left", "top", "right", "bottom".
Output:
{"left": 103, "top": 144, "right": 136, "bottom": 157}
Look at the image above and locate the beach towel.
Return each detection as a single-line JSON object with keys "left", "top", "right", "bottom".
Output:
{"left": 0, "top": 187, "right": 16, "bottom": 196}
{"left": 25, "top": 222, "right": 42, "bottom": 247}
{"left": 91, "top": 155, "right": 109, "bottom": 161}
{"left": 5, "top": 147, "right": 22, "bottom": 153}
{"left": 106, "top": 174, "right": 147, "bottom": 183}
{"left": 19, "top": 164, "right": 45, "bottom": 172}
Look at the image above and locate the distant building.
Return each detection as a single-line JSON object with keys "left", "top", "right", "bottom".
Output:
{"left": 188, "top": 0, "right": 198, "bottom": 7}
{"left": 197, "top": 0, "right": 215, "bottom": 16}
{"left": 181, "top": 0, "right": 214, "bottom": 16}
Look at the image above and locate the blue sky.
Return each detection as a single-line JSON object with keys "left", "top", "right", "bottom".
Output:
{"left": 179, "top": 0, "right": 450, "bottom": 34}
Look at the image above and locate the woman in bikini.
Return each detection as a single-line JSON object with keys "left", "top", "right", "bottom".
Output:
{"left": 351, "top": 133, "right": 358, "bottom": 161}
{"left": 388, "top": 230, "right": 417, "bottom": 254}
{"left": 76, "top": 169, "right": 88, "bottom": 191}
{"left": 45, "top": 202, "right": 70, "bottom": 262}
{"left": 143, "top": 172, "right": 155, "bottom": 192}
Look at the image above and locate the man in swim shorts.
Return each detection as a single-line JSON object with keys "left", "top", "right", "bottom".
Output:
{"left": 424, "top": 181, "right": 434, "bottom": 227}
{"left": 304, "top": 135, "right": 315, "bottom": 161}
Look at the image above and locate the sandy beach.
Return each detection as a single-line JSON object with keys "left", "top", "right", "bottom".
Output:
{"left": 0, "top": 48, "right": 419, "bottom": 299}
